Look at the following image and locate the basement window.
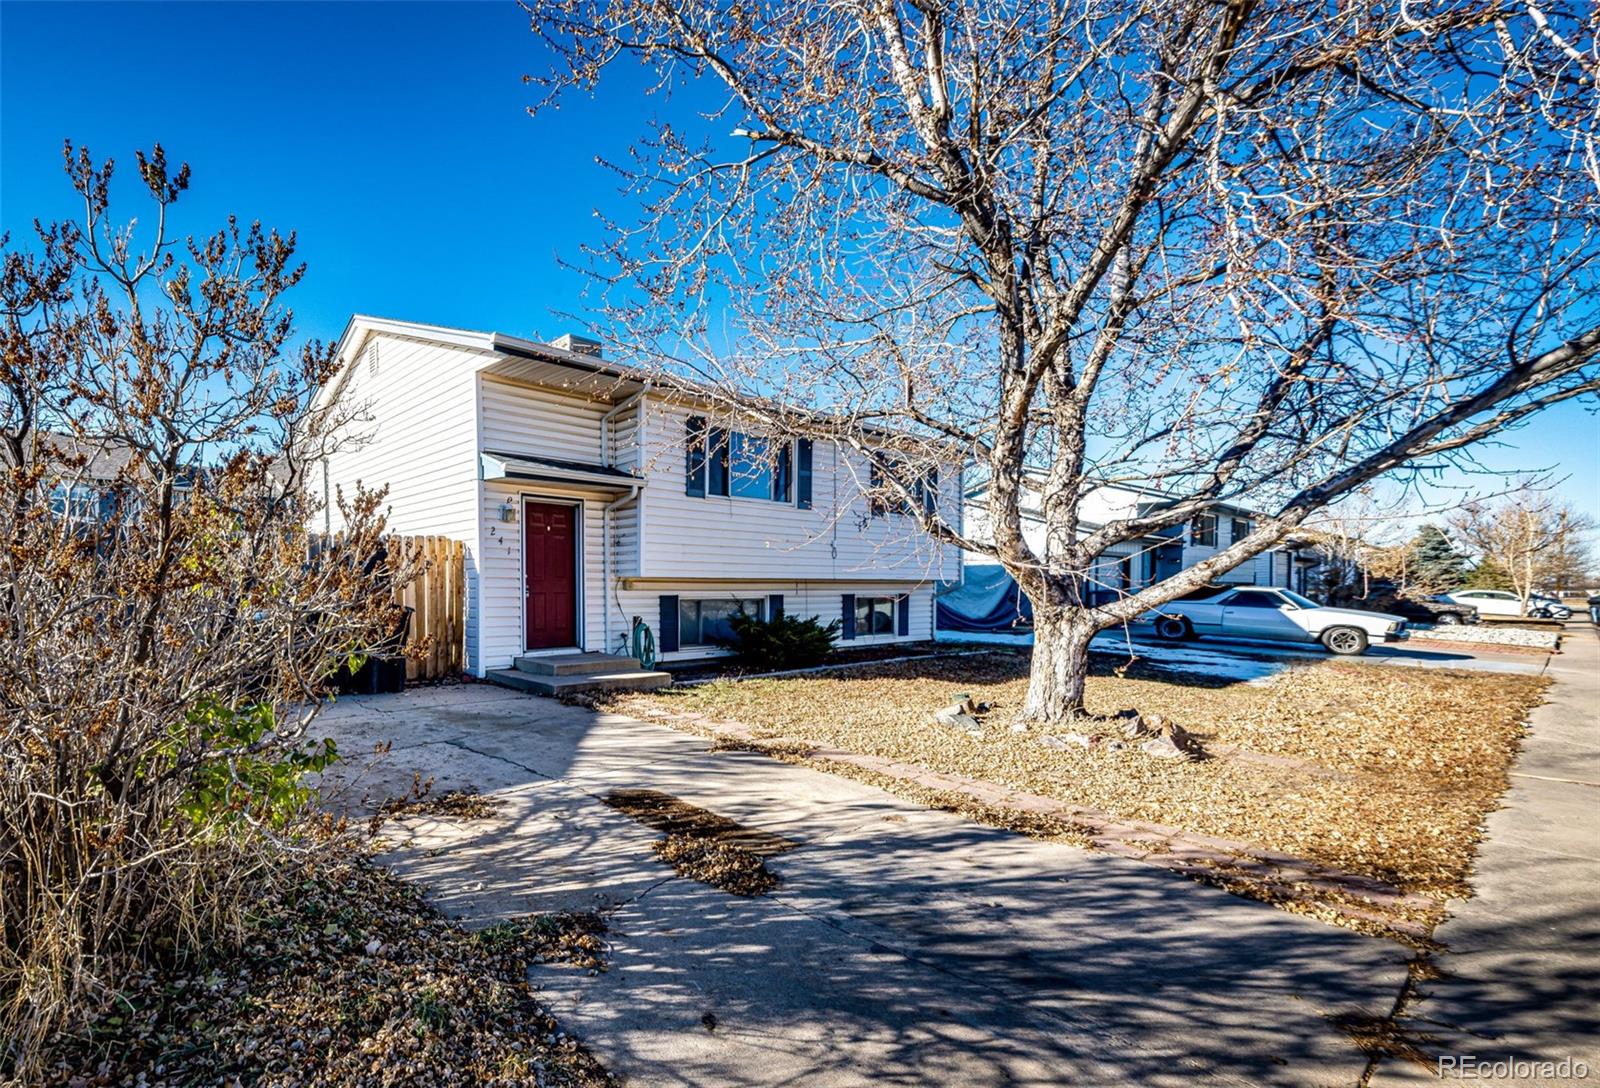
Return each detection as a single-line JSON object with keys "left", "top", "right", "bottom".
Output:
{"left": 853, "top": 596, "right": 896, "bottom": 637}
{"left": 679, "top": 597, "right": 764, "bottom": 647}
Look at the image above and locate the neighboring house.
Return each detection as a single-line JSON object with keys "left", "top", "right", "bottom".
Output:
{"left": 312, "top": 316, "right": 963, "bottom": 675}
{"left": 958, "top": 479, "right": 1322, "bottom": 606}
{"left": 2, "top": 431, "right": 156, "bottom": 528}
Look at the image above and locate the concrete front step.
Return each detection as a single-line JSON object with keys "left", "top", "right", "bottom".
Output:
{"left": 514, "top": 652, "right": 647, "bottom": 677}
{"left": 487, "top": 667, "right": 672, "bottom": 696}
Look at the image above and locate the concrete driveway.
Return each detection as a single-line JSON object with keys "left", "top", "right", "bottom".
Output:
{"left": 317, "top": 685, "right": 1412, "bottom": 1087}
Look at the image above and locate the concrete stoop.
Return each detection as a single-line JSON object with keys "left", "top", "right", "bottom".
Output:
{"left": 487, "top": 652, "right": 671, "bottom": 696}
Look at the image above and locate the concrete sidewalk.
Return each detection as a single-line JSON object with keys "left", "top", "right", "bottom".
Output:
{"left": 317, "top": 685, "right": 1411, "bottom": 1087}
{"left": 1372, "top": 626, "right": 1600, "bottom": 1086}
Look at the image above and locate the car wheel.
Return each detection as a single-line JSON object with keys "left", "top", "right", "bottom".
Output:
{"left": 1154, "top": 615, "right": 1193, "bottom": 641}
{"left": 1321, "top": 626, "right": 1369, "bottom": 655}
{"left": 1529, "top": 607, "right": 1551, "bottom": 619}
{"left": 1436, "top": 613, "right": 1462, "bottom": 626}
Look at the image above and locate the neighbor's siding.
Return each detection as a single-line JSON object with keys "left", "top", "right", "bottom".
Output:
{"left": 318, "top": 332, "right": 484, "bottom": 671}
{"left": 1181, "top": 514, "right": 1276, "bottom": 586}
{"left": 638, "top": 400, "right": 963, "bottom": 583}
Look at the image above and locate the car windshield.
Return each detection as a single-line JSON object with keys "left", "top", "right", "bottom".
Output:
{"left": 1277, "top": 590, "right": 1320, "bottom": 609}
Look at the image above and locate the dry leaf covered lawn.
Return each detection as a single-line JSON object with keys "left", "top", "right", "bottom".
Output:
{"left": 615, "top": 653, "right": 1546, "bottom": 899}
{"left": 46, "top": 854, "right": 613, "bottom": 1087}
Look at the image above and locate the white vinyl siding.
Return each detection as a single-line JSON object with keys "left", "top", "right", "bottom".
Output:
{"left": 640, "top": 402, "right": 963, "bottom": 583}
{"left": 317, "top": 332, "right": 483, "bottom": 670}
{"left": 475, "top": 482, "right": 609, "bottom": 668}
{"left": 321, "top": 326, "right": 955, "bottom": 675}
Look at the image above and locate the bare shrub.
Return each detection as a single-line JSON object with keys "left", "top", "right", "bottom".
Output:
{"left": 0, "top": 143, "right": 401, "bottom": 1077}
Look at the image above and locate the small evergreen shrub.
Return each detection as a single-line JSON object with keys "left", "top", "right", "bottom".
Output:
{"left": 718, "top": 608, "right": 840, "bottom": 669}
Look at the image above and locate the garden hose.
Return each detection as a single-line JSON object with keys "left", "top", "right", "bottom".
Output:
{"left": 630, "top": 616, "right": 657, "bottom": 669}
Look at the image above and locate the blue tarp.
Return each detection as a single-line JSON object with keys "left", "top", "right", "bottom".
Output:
{"left": 936, "top": 564, "right": 1034, "bottom": 633}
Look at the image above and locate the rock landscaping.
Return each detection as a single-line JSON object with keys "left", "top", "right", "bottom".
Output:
{"left": 1407, "top": 624, "right": 1562, "bottom": 651}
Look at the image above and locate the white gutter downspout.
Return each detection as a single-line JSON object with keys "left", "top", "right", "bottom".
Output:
{"left": 600, "top": 385, "right": 650, "bottom": 654}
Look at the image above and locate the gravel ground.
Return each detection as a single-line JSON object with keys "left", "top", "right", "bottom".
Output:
{"left": 609, "top": 653, "right": 1548, "bottom": 901}
{"left": 1408, "top": 624, "right": 1562, "bottom": 650}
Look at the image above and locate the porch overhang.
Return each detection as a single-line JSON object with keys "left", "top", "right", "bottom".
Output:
{"left": 480, "top": 450, "right": 642, "bottom": 492}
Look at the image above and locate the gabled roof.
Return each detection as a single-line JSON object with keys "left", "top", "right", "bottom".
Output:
{"left": 318, "top": 315, "right": 968, "bottom": 456}
{"left": 318, "top": 315, "right": 653, "bottom": 412}
{"left": 3, "top": 431, "right": 137, "bottom": 480}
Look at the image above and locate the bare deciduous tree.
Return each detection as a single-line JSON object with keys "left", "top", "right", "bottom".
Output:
{"left": 1, "top": 144, "right": 399, "bottom": 1073}
{"left": 1451, "top": 492, "right": 1596, "bottom": 612}
{"left": 522, "top": 0, "right": 1600, "bottom": 721}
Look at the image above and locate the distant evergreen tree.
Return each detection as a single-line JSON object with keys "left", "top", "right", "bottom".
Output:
{"left": 1410, "top": 524, "right": 1468, "bottom": 590}
{"left": 1461, "top": 557, "right": 1515, "bottom": 591}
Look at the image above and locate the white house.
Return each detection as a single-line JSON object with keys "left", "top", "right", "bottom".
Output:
{"left": 959, "top": 479, "right": 1320, "bottom": 604}
{"left": 312, "top": 316, "right": 963, "bottom": 679}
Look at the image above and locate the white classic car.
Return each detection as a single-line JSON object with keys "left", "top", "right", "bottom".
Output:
{"left": 1143, "top": 586, "right": 1406, "bottom": 655}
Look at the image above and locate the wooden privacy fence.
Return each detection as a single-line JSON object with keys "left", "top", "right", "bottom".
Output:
{"left": 392, "top": 534, "right": 465, "bottom": 681}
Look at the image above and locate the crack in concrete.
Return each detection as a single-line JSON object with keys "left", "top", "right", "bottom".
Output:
{"left": 1507, "top": 770, "right": 1600, "bottom": 788}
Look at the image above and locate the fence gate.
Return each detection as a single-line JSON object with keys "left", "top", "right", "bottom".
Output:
{"left": 392, "top": 535, "right": 465, "bottom": 680}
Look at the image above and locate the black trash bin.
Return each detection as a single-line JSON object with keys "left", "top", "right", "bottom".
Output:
{"left": 338, "top": 606, "right": 414, "bottom": 695}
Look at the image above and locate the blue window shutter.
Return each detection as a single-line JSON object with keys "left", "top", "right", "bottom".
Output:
{"left": 768, "top": 594, "right": 784, "bottom": 620}
{"left": 896, "top": 594, "right": 910, "bottom": 636}
{"left": 840, "top": 594, "right": 856, "bottom": 640}
{"left": 684, "top": 417, "right": 707, "bottom": 497}
{"left": 772, "top": 441, "right": 792, "bottom": 503}
{"left": 796, "top": 439, "right": 814, "bottom": 509}
{"left": 708, "top": 428, "right": 730, "bottom": 496}
{"left": 922, "top": 466, "right": 938, "bottom": 516}
{"left": 658, "top": 595, "right": 680, "bottom": 653}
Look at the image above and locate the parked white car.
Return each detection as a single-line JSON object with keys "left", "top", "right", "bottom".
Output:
{"left": 1143, "top": 586, "right": 1406, "bottom": 655}
{"left": 1439, "top": 589, "right": 1572, "bottom": 620}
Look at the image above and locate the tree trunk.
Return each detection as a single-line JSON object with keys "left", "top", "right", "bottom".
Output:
{"left": 1020, "top": 608, "right": 1097, "bottom": 725}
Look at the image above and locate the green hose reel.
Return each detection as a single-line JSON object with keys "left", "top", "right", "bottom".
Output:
{"left": 629, "top": 615, "right": 657, "bottom": 669}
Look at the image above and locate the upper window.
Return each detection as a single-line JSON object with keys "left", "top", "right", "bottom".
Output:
{"left": 728, "top": 432, "right": 790, "bottom": 502}
{"left": 1230, "top": 516, "right": 1252, "bottom": 543}
{"left": 685, "top": 418, "right": 792, "bottom": 504}
{"left": 679, "top": 597, "right": 764, "bottom": 647}
{"left": 868, "top": 456, "right": 938, "bottom": 518}
{"left": 1191, "top": 514, "right": 1217, "bottom": 547}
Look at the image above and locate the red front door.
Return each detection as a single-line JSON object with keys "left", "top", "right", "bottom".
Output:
{"left": 523, "top": 500, "right": 578, "bottom": 650}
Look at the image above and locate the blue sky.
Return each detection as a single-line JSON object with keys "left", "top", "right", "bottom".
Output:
{"left": 2, "top": 1, "right": 1595, "bottom": 523}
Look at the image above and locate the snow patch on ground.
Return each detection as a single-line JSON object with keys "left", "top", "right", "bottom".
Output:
{"left": 1088, "top": 636, "right": 1290, "bottom": 684}
{"left": 936, "top": 627, "right": 1292, "bottom": 683}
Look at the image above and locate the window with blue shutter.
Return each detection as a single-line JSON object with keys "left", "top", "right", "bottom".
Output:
{"left": 896, "top": 595, "right": 910, "bottom": 637}
{"left": 840, "top": 594, "right": 856, "bottom": 640}
{"left": 658, "top": 595, "right": 680, "bottom": 653}
{"left": 797, "top": 439, "right": 814, "bottom": 510}
{"left": 684, "top": 417, "right": 707, "bottom": 497}
{"left": 685, "top": 422, "right": 796, "bottom": 505}
{"left": 707, "top": 427, "right": 730, "bottom": 497}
